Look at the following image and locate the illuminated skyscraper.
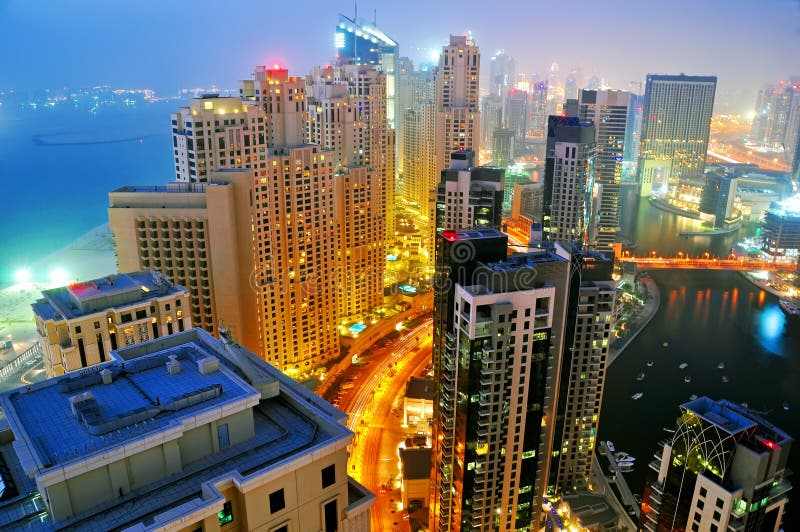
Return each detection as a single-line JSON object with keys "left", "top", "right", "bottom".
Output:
{"left": 579, "top": 89, "right": 630, "bottom": 251}
{"left": 637, "top": 74, "right": 716, "bottom": 196}
{"left": 543, "top": 115, "right": 596, "bottom": 245}
{"left": 639, "top": 397, "right": 792, "bottom": 532}
{"left": 546, "top": 246, "right": 615, "bottom": 494}
{"left": 431, "top": 228, "right": 571, "bottom": 531}
{"left": 505, "top": 89, "right": 528, "bottom": 159}
{"left": 306, "top": 65, "right": 387, "bottom": 317}
{"left": 489, "top": 50, "right": 515, "bottom": 98}
{"left": 435, "top": 34, "right": 481, "bottom": 173}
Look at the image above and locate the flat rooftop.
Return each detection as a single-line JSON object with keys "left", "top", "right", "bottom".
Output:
{"left": 683, "top": 397, "right": 758, "bottom": 435}
{"left": 32, "top": 270, "right": 185, "bottom": 321}
{"left": 111, "top": 183, "right": 210, "bottom": 194}
{"left": 0, "top": 329, "right": 352, "bottom": 531}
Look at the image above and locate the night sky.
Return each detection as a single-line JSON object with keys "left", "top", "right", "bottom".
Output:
{"left": 2, "top": 0, "right": 799, "bottom": 112}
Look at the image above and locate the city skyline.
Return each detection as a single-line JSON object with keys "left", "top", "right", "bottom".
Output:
{"left": 2, "top": 1, "right": 799, "bottom": 112}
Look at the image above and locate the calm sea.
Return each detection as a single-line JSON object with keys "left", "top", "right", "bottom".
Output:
{"left": 0, "top": 102, "right": 178, "bottom": 283}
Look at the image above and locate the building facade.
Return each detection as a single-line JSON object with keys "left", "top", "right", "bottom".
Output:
{"left": 639, "top": 397, "right": 792, "bottom": 532}
{"left": 431, "top": 229, "right": 575, "bottom": 531}
{"left": 543, "top": 115, "right": 596, "bottom": 246}
{"left": 637, "top": 75, "right": 716, "bottom": 196}
{"left": 32, "top": 270, "right": 190, "bottom": 377}
{"left": 0, "top": 327, "right": 374, "bottom": 531}
{"left": 579, "top": 89, "right": 630, "bottom": 251}
{"left": 435, "top": 150, "right": 504, "bottom": 235}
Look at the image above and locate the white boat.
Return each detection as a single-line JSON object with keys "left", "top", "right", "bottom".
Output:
{"left": 636, "top": 372, "right": 645, "bottom": 381}
{"left": 717, "top": 362, "right": 725, "bottom": 370}
{"left": 783, "top": 403, "right": 790, "bottom": 411}
{"left": 632, "top": 392, "right": 644, "bottom": 400}
{"left": 722, "top": 376, "right": 729, "bottom": 383}
{"left": 679, "top": 363, "right": 688, "bottom": 369}
{"left": 684, "top": 376, "right": 692, "bottom": 383}
{"left": 779, "top": 299, "right": 800, "bottom": 316}
{"left": 662, "top": 341, "right": 669, "bottom": 347}
{"left": 614, "top": 452, "right": 631, "bottom": 461}
{"left": 618, "top": 461, "right": 635, "bottom": 472}
{"left": 689, "top": 394, "right": 698, "bottom": 400}
{"left": 616, "top": 456, "right": 636, "bottom": 463}
{"left": 607, "top": 441, "right": 616, "bottom": 452}
{"left": 646, "top": 360, "right": 654, "bottom": 367}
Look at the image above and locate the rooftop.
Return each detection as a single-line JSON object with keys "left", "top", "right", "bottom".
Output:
{"left": 562, "top": 490, "right": 619, "bottom": 529}
{"left": 767, "top": 194, "right": 800, "bottom": 218}
{"left": 111, "top": 182, "right": 211, "bottom": 194}
{"left": 683, "top": 396, "right": 758, "bottom": 435}
{"left": 32, "top": 270, "right": 186, "bottom": 321}
{"left": 400, "top": 447, "right": 432, "bottom": 480}
{"left": 0, "top": 328, "right": 352, "bottom": 531}
{"left": 406, "top": 377, "right": 434, "bottom": 400}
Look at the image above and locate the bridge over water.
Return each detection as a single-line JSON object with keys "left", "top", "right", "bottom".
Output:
{"left": 619, "top": 256, "right": 797, "bottom": 273}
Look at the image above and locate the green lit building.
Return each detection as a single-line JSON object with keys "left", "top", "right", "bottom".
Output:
{"left": 639, "top": 397, "right": 792, "bottom": 532}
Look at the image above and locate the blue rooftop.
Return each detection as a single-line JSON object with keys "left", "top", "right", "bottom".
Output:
{"left": 2, "top": 340, "right": 255, "bottom": 471}
{"left": 682, "top": 396, "right": 757, "bottom": 435}
{"left": 32, "top": 270, "right": 185, "bottom": 321}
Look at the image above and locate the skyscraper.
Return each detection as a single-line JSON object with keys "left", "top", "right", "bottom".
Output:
{"left": 115, "top": 67, "right": 345, "bottom": 375}
{"left": 543, "top": 115, "right": 596, "bottom": 246}
{"left": 505, "top": 88, "right": 529, "bottom": 160}
{"left": 435, "top": 35, "right": 481, "bottom": 173}
{"left": 546, "top": 246, "right": 615, "bottom": 494}
{"left": 639, "top": 397, "right": 792, "bottom": 532}
{"left": 434, "top": 150, "right": 504, "bottom": 234}
{"left": 401, "top": 102, "right": 437, "bottom": 210}
{"left": 488, "top": 50, "right": 515, "bottom": 98}
{"left": 637, "top": 74, "right": 716, "bottom": 196}
{"left": 430, "top": 228, "right": 572, "bottom": 531}
{"left": 579, "top": 89, "right": 630, "bottom": 251}
{"left": 306, "top": 64, "right": 387, "bottom": 317}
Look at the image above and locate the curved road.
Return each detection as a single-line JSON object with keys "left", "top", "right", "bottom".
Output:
{"left": 343, "top": 319, "right": 433, "bottom": 530}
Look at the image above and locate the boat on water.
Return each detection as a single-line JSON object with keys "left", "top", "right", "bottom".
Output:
{"left": 618, "top": 461, "right": 635, "bottom": 472}
{"left": 679, "top": 363, "right": 688, "bottom": 369}
{"left": 722, "top": 376, "right": 729, "bottom": 383}
{"left": 717, "top": 362, "right": 725, "bottom": 370}
{"left": 741, "top": 402, "right": 749, "bottom": 409}
{"left": 779, "top": 299, "right": 800, "bottom": 316}
{"left": 646, "top": 360, "right": 654, "bottom": 367}
{"left": 662, "top": 341, "right": 669, "bottom": 347}
{"left": 784, "top": 403, "right": 790, "bottom": 411}
{"left": 684, "top": 376, "right": 692, "bottom": 383}
{"left": 632, "top": 392, "right": 644, "bottom": 400}
{"left": 636, "top": 372, "right": 645, "bottom": 381}
{"left": 689, "top": 394, "right": 698, "bottom": 401}
{"left": 607, "top": 441, "right": 616, "bottom": 452}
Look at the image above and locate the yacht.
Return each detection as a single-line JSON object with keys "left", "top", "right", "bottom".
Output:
{"left": 783, "top": 403, "right": 790, "bottom": 411}
{"left": 684, "top": 376, "right": 692, "bottom": 383}
{"left": 614, "top": 452, "right": 635, "bottom": 462}
{"left": 662, "top": 341, "right": 669, "bottom": 347}
{"left": 779, "top": 299, "right": 800, "bottom": 316}
{"left": 646, "top": 360, "right": 654, "bottom": 367}
{"left": 632, "top": 392, "right": 644, "bottom": 400}
{"left": 636, "top": 372, "right": 645, "bottom": 381}
{"left": 618, "top": 461, "right": 635, "bottom": 472}
{"left": 679, "top": 362, "right": 688, "bottom": 369}
{"left": 717, "top": 362, "right": 725, "bottom": 370}
{"left": 722, "top": 376, "right": 729, "bottom": 383}
{"left": 607, "top": 441, "right": 616, "bottom": 452}
{"left": 689, "top": 394, "right": 698, "bottom": 401}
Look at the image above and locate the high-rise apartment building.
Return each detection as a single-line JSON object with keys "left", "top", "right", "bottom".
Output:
{"left": 435, "top": 35, "right": 481, "bottom": 173}
{"left": 546, "top": 247, "right": 615, "bottom": 494}
{"left": 639, "top": 397, "right": 792, "bottom": 532}
{"left": 529, "top": 79, "right": 549, "bottom": 138}
{"left": 401, "top": 102, "right": 437, "bottom": 210}
{"left": 637, "top": 74, "right": 716, "bottom": 196}
{"left": 0, "top": 327, "right": 374, "bottom": 530}
{"left": 625, "top": 92, "right": 644, "bottom": 166}
{"left": 579, "top": 89, "right": 630, "bottom": 251}
{"left": 431, "top": 228, "right": 573, "bottom": 531}
{"left": 111, "top": 160, "right": 341, "bottom": 373}
{"left": 434, "top": 150, "right": 504, "bottom": 234}
{"left": 543, "top": 115, "right": 596, "bottom": 246}
{"left": 32, "top": 270, "right": 190, "bottom": 377}
{"left": 481, "top": 96, "right": 503, "bottom": 152}
{"left": 505, "top": 89, "right": 528, "bottom": 159}
{"left": 171, "top": 95, "right": 266, "bottom": 183}
{"left": 306, "top": 65, "right": 387, "bottom": 316}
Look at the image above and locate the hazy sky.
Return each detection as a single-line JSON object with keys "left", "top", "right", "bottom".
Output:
{"left": 2, "top": 0, "right": 799, "bottom": 112}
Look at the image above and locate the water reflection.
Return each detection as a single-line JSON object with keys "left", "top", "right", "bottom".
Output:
{"left": 757, "top": 304, "right": 788, "bottom": 356}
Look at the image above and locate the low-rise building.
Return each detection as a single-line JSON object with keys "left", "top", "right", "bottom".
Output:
{"left": 400, "top": 447, "right": 432, "bottom": 512}
{"left": 0, "top": 328, "right": 374, "bottom": 531}
{"left": 560, "top": 490, "right": 620, "bottom": 531}
{"left": 32, "top": 270, "right": 191, "bottom": 377}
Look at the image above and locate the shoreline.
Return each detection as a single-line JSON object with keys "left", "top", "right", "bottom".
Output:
{"left": 608, "top": 275, "right": 661, "bottom": 365}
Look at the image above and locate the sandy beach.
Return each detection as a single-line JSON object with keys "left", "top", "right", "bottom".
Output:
{"left": 0, "top": 224, "right": 118, "bottom": 351}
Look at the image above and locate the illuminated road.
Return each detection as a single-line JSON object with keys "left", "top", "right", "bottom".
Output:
{"left": 620, "top": 256, "right": 797, "bottom": 273}
{"left": 344, "top": 320, "right": 433, "bottom": 530}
